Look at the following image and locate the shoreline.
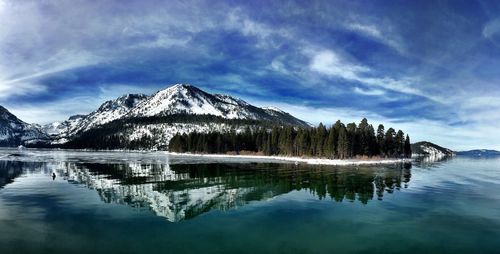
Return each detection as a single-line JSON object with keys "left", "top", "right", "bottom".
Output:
{"left": 165, "top": 152, "right": 411, "bottom": 166}
{"left": 0, "top": 147, "right": 412, "bottom": 166}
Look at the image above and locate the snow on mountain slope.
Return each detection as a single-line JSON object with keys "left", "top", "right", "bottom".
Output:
{"left": 46, "top": 94, "right": 148, "bottom": 143}
{"left": 69, "top": 93, "right": 149, "bottom": 135}
{"left": 46, "top": 84, "right": 309, "bottom": 146}
{"left": 411, "top": 141, "right": 455, "bottom": 158}
{"left": 0, "top": 105, "right": 49, "bottom": 146}
{"left": 42, "top": 115, "right": 86, "bottom": 136}
{"left": 127, "top": 84, "right": 309, "bottom": 126}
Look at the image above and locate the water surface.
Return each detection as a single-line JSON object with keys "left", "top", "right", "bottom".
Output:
{"left": 0, "top": 148, "right": 499, "bottom": 253}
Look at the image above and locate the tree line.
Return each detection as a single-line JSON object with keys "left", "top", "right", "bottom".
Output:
{"left": 33, "top": 114, "right": 291, "bottom": 150}
{"left": 169, "top": 118, "right": 412, "bottom": 159}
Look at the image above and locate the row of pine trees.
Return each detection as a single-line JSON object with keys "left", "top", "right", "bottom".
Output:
{"left": 169, "top": 118, "right": 412, "bottom": 159}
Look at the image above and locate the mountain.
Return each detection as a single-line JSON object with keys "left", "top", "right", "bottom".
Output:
{"left": 127, "top": 84, "right": 308, "bottom": 126}
{"left": 45, "top": 93, "right": 149, "bottom": 144}
{"left": 41, "top": 114, "right": 86, "bottom": 135}
{"left": 456, "top": 149, "right": 500, "bottom": 157}
{"left": 44, "top": 84, "right": 310, "bottom": 149}
{"left": 0, "top": 106, "right": 48, "bottom": 146}
{"left": 411, "top": 141, "right": 455, "bottom": 157}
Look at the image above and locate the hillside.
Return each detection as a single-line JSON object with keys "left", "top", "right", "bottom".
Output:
{"left": 411, "top": 141, "right": 455, "bottom": 157}
{"left": 0, "top": 106, "right": 48, "bottom": 146}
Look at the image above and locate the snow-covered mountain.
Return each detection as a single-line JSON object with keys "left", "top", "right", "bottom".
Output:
{"left": 411, "top": 141, "right": 455, "bottom": 158}
{"left": 41, "top": 115, "right": 86, "bottom": 135}
{"left": 126, "top": 84, "right": 307, "bottom": 125}
{"left": 46, "top": 84, "right": 309, "bottom": 147}
{"left": 46, "top": 93, "right": 149, "bottom": 144}
{"left": 0, "top": 106, "right": 48, "bottom": 146}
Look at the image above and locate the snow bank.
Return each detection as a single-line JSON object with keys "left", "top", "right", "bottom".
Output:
{"left": 165, "top": 152, "right": 410, "bottom": 166}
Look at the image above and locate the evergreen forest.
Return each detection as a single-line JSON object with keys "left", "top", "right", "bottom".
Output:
{"left": 169, "top": 118, "right": 412, "bottom": 159}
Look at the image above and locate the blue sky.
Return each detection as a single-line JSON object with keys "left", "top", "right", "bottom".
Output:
{"left": 1, "top": 0, "right": 500, "bottom": 150}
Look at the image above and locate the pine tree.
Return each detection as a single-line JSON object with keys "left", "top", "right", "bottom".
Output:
{"left": 316, "top": 123, "right": 327, "bottom": 157}
{"left": 346, "top": 123, "right": 357, "bottom": 158}
{"left": 404, "top": 134, "right": 412, "bottom": 158}
{"left": 324, "top": 123, "right": 338, "bottom": 159}
{"left": 337, "top": 124, "right": 349, "bottom": 159}
{"left": 376, "top": 124, "right": 385, "bottom": 156}
{"left": 396, "top": 130, "right": 404, "bottom": 157}
{"left": 358, "top": 118, "right": 370, "bottom": 156}
{"left": 385, "top": 128, "right": 396, "bottom": 157}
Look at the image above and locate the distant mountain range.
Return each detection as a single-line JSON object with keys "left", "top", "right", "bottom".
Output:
{"left": 456, "top": 149, "right": 500, "bottom": 157}
{"left": 1, "top": 84, "right": 309, "bottom": 148}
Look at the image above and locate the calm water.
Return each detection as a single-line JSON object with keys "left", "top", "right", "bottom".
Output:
{"left": 0, "top": 149, "right": 499, "bottom": 254}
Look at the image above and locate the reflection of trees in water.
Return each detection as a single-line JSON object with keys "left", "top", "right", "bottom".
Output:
{"left": 0, "top": 159, "right": 413, "bottom": 221}
{"left": 0, "top": 161, "right": 47, "bottom": 189}
{"left": 58, "top": 162, "right": 413, "bottom": 221}
{"left": 168, "top": 163, "right": 412, "bottom": 204}
{"left": 413, "top": 155, "right": 453, "bottom": 168}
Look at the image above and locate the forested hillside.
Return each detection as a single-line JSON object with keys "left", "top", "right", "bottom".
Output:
{"left": 169, "top": 118, "right": 412, "bottom": 159}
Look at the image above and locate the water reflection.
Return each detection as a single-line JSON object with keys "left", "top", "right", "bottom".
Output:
{"left": 412, "top": 155, "right": 454, "bottom": 169}
{"left": 0, "top": 159, "right": 412, "bottom": 221}
{"left": 0, "top": 146, "right": 418, "bottom": 222}
{"left": 0, "top": 161, "right": 48, "bottom": 189}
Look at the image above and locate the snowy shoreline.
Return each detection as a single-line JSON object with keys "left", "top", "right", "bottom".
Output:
{"left": 165, "top": 152, "right": 411, "bottom": 166}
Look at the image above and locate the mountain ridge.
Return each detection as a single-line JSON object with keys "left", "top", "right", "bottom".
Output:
{"left": 456, "top": 149, "right": 500, "bottom": 157}
{"left": 1, "top": 84, "right": 310, "bottom": 147}
{"left": 0, "top": 106, "right": 48, "bottom": 146}
{"left": 411, "top": 141, "right": 455, "bottom": 157}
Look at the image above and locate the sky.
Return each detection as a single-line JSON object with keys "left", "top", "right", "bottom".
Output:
{"left": 1, "top": 0, "right": 500, "bottom": 151}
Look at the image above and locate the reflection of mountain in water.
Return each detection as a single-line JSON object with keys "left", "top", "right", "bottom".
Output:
{"left": 0, "top": 161, "right": 46, "bottom": 189}
{"left": 56, "top": 162, "right": 412, "bottom": 222}
{"left": 413, "top": 155, "right": 453, "bottom": 168}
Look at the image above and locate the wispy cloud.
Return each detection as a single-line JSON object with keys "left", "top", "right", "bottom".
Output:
{"left": 353, "top": 87, "right": 385, "bottom": 96}
{"left": 307, "top": 49, "right": 440, "bottom": 101}
{"left": 346, "top": 23, "right": 404, "bottom": 53}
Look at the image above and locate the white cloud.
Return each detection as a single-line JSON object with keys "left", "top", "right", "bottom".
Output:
{"left": 6, "top": 96, "right": 100, "bottom": 125}
{"left": 0, "top": 50, "right": 100, "bottom": 101}
{"left": 308, "top": 49, "right": 440, "bottom": 101}
{"left": 225, "top": 9, "right": 291, "bottom": 49}
{"left": 353, "top": 87, "right": 385, "bottom": 96}
{"left": 0, "top": 83, "right": 46, "bottom": 99}
{"left": 483, "top": 18, "right": 500, "bottom": 39}
{"left": 310, "top": 50, "right": 369, "bottom": 80}
{"left": 346, "top": 23, "right": 404, "bottom": 53}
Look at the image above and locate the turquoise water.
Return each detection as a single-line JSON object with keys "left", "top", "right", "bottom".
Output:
{"left": 0, "top": 149, "right": 499, "bottom": 253}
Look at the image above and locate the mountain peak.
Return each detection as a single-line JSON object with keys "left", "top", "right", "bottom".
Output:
{"left": 0, "top": 105, "right": 22, "bottom": 123}
{"left": 0, "top": 105, "right": 48, "bottom": 145}
{"left": 171, "top": 83, "right": 194, "bottom": 89}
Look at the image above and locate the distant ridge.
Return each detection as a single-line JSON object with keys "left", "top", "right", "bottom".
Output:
{"left": 411, "top": 141, "right": 455, "bottom": 157}
{"left": 456, "top": 149, "right": 500, "bottom": 157}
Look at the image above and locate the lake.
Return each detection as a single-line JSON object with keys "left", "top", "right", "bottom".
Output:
{"left": 0, "top": 148, "right": 499, "bottom": 254}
